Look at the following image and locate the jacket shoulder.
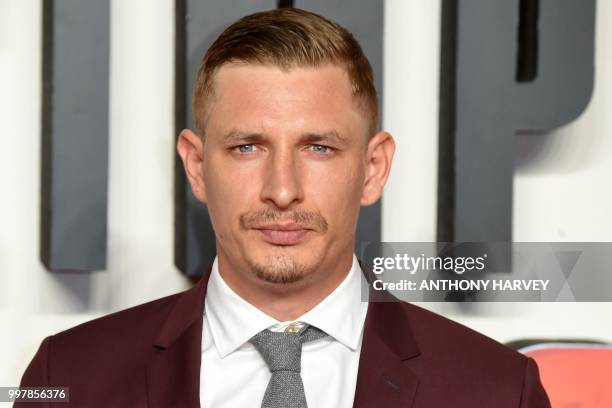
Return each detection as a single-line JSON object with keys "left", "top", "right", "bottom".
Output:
{"left": 400, "top": 301, "right": 521, "bottom": 361}
{"left": 39, "top": 289, "right": 190, "bottom": 383}
{"left": 52, "top": 291, "right": 182, "bottom": 346}
{"left": 396, "top": 301, "right": 540, "bottom": 405}
{"left": 398, "top": 301, "right": 551, "bottom": 406}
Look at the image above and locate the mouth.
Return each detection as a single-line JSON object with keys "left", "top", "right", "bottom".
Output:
{"left": 253, "top": 223, "right": 312, "bottom": 246}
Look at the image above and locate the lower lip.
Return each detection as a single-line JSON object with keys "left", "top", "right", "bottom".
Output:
{"left": 256, "top": 229, "right": 311, "bottom": 246}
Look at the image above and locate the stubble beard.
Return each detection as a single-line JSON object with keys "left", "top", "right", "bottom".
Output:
{"left": 246, "top": 253, "right": 311, "bottom": 284}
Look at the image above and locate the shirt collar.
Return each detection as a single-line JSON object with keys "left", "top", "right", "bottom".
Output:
{"left": 204, "top": 255, "right": 368, "bottom": 358}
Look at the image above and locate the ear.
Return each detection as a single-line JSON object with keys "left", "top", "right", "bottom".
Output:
{"left": 361, "top": 131, "right": 396, "bottom": 206}
{"left": 176, "top": 129, "right": 208, "bottom": 203}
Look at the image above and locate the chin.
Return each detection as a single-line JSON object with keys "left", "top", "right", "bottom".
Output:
{"left": 245, "top": 252, "right": 317, "bottom": 285}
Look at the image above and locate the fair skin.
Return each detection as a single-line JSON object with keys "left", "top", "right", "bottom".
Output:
{"left": 177, "top": 63, "right": 395, "bottom": 321}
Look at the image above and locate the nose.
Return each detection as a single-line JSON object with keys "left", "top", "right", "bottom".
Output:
{"left": 260, "top": 148, "right": 304, "bottom": 210}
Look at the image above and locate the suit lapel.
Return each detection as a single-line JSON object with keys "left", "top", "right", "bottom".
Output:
{"left": 353, "top": 270, "right": 421, "bottom": 408}
{"left": 145, "top": 272, "right": 211, "bottom": 408}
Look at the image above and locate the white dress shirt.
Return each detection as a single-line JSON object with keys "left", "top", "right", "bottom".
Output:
{"left": 200, "top": 255, "right": 369, "bottom": 408}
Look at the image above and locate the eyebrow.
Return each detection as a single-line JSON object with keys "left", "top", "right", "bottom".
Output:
{"left": 221, "top": 129, "right": 348, "bottom": 145}
{"left": 222, "top": 130, "right": 264, "bottom": 145}
{"left": 300, "top": 130, "right": 348, "bottom": 145}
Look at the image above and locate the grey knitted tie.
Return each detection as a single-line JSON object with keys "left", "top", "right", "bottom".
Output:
{"left": 249, "top": 324, "right": 327, "bottom": 408}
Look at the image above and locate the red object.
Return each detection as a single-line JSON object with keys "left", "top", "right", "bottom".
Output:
{"left": 522, "top": 344, "right": 612, "bottom": 408}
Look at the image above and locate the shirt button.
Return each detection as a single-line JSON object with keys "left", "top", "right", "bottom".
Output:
{"left": 284, "top": 323, "right": 301, "bottom": 333}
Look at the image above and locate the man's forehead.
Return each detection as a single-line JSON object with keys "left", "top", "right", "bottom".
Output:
{"left": 205, "top": 63, "right": 346, "bottom": 124}
{"left": 212, "top": 62, "right": 353, "bottom": 94}
{"left": 199, "top": 62, "right": 371, "bottom": 143}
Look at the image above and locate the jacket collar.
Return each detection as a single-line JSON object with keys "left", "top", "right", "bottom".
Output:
{"left": 352, "top": 265, "right": 421, "bottom": 407}
{"left": 152, "top": 272, "right": 210, "bottom": 349}
{"left": 146, "top": 272, "right": 210, "bottom": 408}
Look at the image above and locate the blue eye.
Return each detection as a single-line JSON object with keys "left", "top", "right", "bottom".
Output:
{"left": 236, "top": 144, "right": 256, "bottom": 153}
{"left": 310, "top": 144, "right": 331, "bottom": 154}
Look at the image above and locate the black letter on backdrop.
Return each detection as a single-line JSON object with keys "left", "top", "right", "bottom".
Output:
{"left": 438, "top": 0, "right": 595, "bottom": 244}
{"left": 41, "top": 0, "right": 110, "bottom": 271}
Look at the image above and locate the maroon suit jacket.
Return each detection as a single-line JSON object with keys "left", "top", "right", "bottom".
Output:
{"left": 18, "top": 271, "right": 551, "bottom": 407}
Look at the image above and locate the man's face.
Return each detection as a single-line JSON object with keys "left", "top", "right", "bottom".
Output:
{"left": 181, "top": 63, "right": 389, "bottom": 286}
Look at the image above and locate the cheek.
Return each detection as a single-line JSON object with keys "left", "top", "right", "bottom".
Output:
{"left": 205, "top": 153, "right": 260, "bottom": 197}
{"left": 306, "top": 160, "right": 365, "bottom": 222}
{"left": 203, "top": 158, "right": 259, "bottom": 232}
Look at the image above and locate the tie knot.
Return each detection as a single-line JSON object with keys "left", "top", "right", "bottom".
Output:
{"left": 249, "top": 324, "right": 326, "bottom": 373}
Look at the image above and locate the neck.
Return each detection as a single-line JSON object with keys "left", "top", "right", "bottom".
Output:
{"left": 217, "top": 251, "right": 354, "bottom": 321}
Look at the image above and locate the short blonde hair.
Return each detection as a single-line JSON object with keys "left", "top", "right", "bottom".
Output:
{"left": 192, "top": 8, "right": 378, "bottom": 137}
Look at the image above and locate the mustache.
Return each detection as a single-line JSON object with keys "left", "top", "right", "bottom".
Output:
{"left": 240, "top": 208, "right": 328, "bottom": 232}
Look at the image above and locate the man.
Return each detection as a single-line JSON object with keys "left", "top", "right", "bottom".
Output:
{"left": 18, "top": 8, "right": 550, "bottom": 407}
